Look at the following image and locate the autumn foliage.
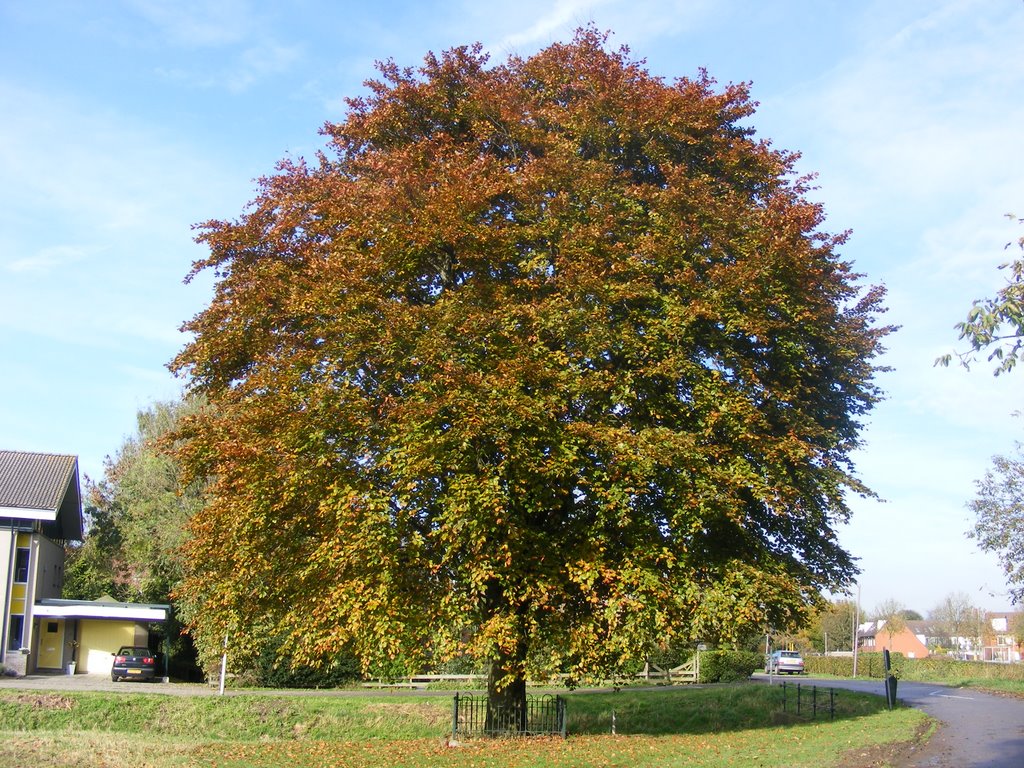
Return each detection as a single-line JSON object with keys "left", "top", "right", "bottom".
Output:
{"left": 171, "top": 30, "right": 890, "bottom": 696}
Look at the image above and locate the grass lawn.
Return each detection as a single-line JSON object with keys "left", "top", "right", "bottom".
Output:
{"left": 0, "top": 684, "right": 928, "bottom": 768}
{"left": 957, "top": 678, "right": 1024, "bottom": 697}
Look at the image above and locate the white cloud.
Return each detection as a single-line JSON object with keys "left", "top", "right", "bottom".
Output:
{"left": 125, "top": 0, "right": 254, "bottom": 47}
{"left": 768, "top": 1, "right": 1024, "bottom": 231}
{"left": 229, "top": 41, "right": 305, "bottom": 90}
{"left": 466, "top": 0, "right": 714, "bottom": 59}
{"left": 492, "top": 0, "right": 617, "bottom": 51}
{"left": 3, "top": 244, "right": 96, "bottom": 275}
{"left": 155, "top": 39, "right": 304, "bottom": 92}
{"left": 0, "top": 85, "right": 209, "bottom": 239}
{"left": 0, "top": 82, "right": 232, "bottom": 352}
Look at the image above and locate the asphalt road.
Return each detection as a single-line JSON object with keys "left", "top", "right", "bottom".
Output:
{"left": 779, "top": 675, "right": 1024, "bottom": 768}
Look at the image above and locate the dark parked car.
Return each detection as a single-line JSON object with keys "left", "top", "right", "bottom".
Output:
{"left": 111, "top": 646, "right": 157, "bottom": 682}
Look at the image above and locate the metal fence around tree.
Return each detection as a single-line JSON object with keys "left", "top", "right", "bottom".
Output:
{"left": 451, "top": 693, "right": 567, "bottom": 739}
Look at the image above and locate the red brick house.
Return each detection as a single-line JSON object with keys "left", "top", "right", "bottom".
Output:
{"left": 857, "top": 620, "right": 930, "bottom": 659}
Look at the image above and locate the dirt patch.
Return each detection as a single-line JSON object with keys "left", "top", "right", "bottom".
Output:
{"left": 14, "top": 693, "right": 76, "bottom": 710}
{"left": 251, "top": 699, "right": 295, "bottom": 723}
{"left": 838, "top": 719, "right": 936, "bottom": 768}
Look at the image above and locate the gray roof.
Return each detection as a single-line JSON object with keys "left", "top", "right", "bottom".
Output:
{"left": 0, "top": 450, "right": 83, "bottom": 541}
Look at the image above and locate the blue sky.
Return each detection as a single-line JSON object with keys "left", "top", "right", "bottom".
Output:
{"left": 2, "top": 0, "right": 1022, "bottom": 616}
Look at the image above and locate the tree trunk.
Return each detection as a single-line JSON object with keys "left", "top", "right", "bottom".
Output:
{"left": 486, "top": 648, "right": 528, "bottom": 734}
{"left": 483, "top": 580, "right": 529, "bottom": 734}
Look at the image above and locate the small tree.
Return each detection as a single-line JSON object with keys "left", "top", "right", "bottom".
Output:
{"left": 968, "top": 445, "right": 1024, "bottom": 604}
{"left": 929, "top": 592, "right": 985, "bottom": 658}
{"left": 67, "top": 397, "right": 207, "bottom": 677}
{"left": 63, "top": 499, "right": 125, "bottom": 602}
{"left": 808, "top": 599, "right": 858, "bottom": 653}
{"left": 1011, "top": 612, "right": 1024, "bottom": 650}
{"left": 873, "top": 599, "right": 908, "bottom": 651}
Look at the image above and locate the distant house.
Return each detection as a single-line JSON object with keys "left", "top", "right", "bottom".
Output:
{"left": 1, "top": 450, "right": 168, "bottom": 677}
{"left": 983, "top": 612, "right": 1023, "bottom": 663}
{"left": 857, "top": 620, "right": 931, "bottom": 659}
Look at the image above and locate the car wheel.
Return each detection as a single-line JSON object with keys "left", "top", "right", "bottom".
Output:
{"left": 111, "top": 675, "right": 118, "bottom": 682}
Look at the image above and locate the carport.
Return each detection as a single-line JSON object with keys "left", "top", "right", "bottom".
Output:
{"left": 31, "top": 597, "right": 169, "bottom": 676}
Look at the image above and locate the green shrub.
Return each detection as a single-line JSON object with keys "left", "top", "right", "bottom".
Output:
{"left": 698, "top": 650, "right": 761, "bottom": 683}
{"left": 647, "top": 643, "right": 692, "bottom": 671}
{"left": 896, "top": 656, "right": 1024, "bottom": 682}
{"left": 252, "top": 637, "right": 362, "bottom": 689}
{"left": 805, "top": 653, "right": 1024, "bottom": 683}
{"left": 165, "top": 633, "right": 204, "bottom": 682}
{"left": 803, "top": 652, "right": 903, "bottom": 679}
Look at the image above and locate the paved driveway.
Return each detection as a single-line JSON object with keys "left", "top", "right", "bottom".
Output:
{"left": 0, "top": 672, "right": 448, "bottom": 697}
{"left": 777, "top": 676, "right": 1024, "bottom": 768}
{"left": 0, "top": 671, "right": 212, "bottom": 696}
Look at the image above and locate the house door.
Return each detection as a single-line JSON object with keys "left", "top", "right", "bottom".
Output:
{"left": 37, "top": 619, "right": 64, "bottom": 669}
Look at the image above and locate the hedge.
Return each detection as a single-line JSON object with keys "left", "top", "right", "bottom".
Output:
{"left": 803, "top": 653, "right": 901, "bottom": 679}
{"left": 698, "top": 650, "right": 763, "bottom": 683}
{"left": 804, "top": 653, "right": 1024, "bottom": 682}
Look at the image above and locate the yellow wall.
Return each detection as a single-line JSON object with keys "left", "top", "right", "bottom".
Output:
{"left": 78, "top": 621, "right": 138, "bottom": 674}
{"left": 36, "top": 619, "right": 65, "bottom": 669}
{"left": 10, "top": 535, "right": 30, "bottom": 613}
{"left": 9, "top": 584, "right": 25, "bottom": 614}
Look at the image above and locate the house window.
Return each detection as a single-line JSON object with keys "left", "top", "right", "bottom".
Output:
{"left": 14, "top": 548, "right": 30, "bottom": 582}
{"left": 7, "top": 615, "right": 24, "bottom": 651}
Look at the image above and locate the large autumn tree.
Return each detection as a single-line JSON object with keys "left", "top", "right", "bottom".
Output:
{"left": 171, "top": 30, "right": 889, "bottom": 718}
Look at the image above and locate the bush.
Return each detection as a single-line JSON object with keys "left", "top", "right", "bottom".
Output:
{"left": 805, "top": 652, "right": 1024, "bottom": 682}
{"left": 256, "top": 655, "right": 361, "bottom": 689}
{"left": 698, "top": 650, "right": 762, "bottom": 683}
{"left": 893, "top": 656, "right": 1024, "bottom": 683}
{"left": 647, "top": 643, "right": 692, "bottom": 671}
{"left": 251, "top": 637, "right": 362, "bottom": 689}
{"left": 804, "top": 652, "right": 903, "bottom": 679}
{"left": 165, "top": 632, "right": 204, "bottom": 682}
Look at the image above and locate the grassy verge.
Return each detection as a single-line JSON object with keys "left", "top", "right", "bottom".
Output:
{"left": 807, "top": 653, "right": 1024, "bottom": 699}
{"left": 954, "top": 678, "right": 1024, "bottom": 697}
{"left": 0, "top": 684, "right": 927, "bottom": 768}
